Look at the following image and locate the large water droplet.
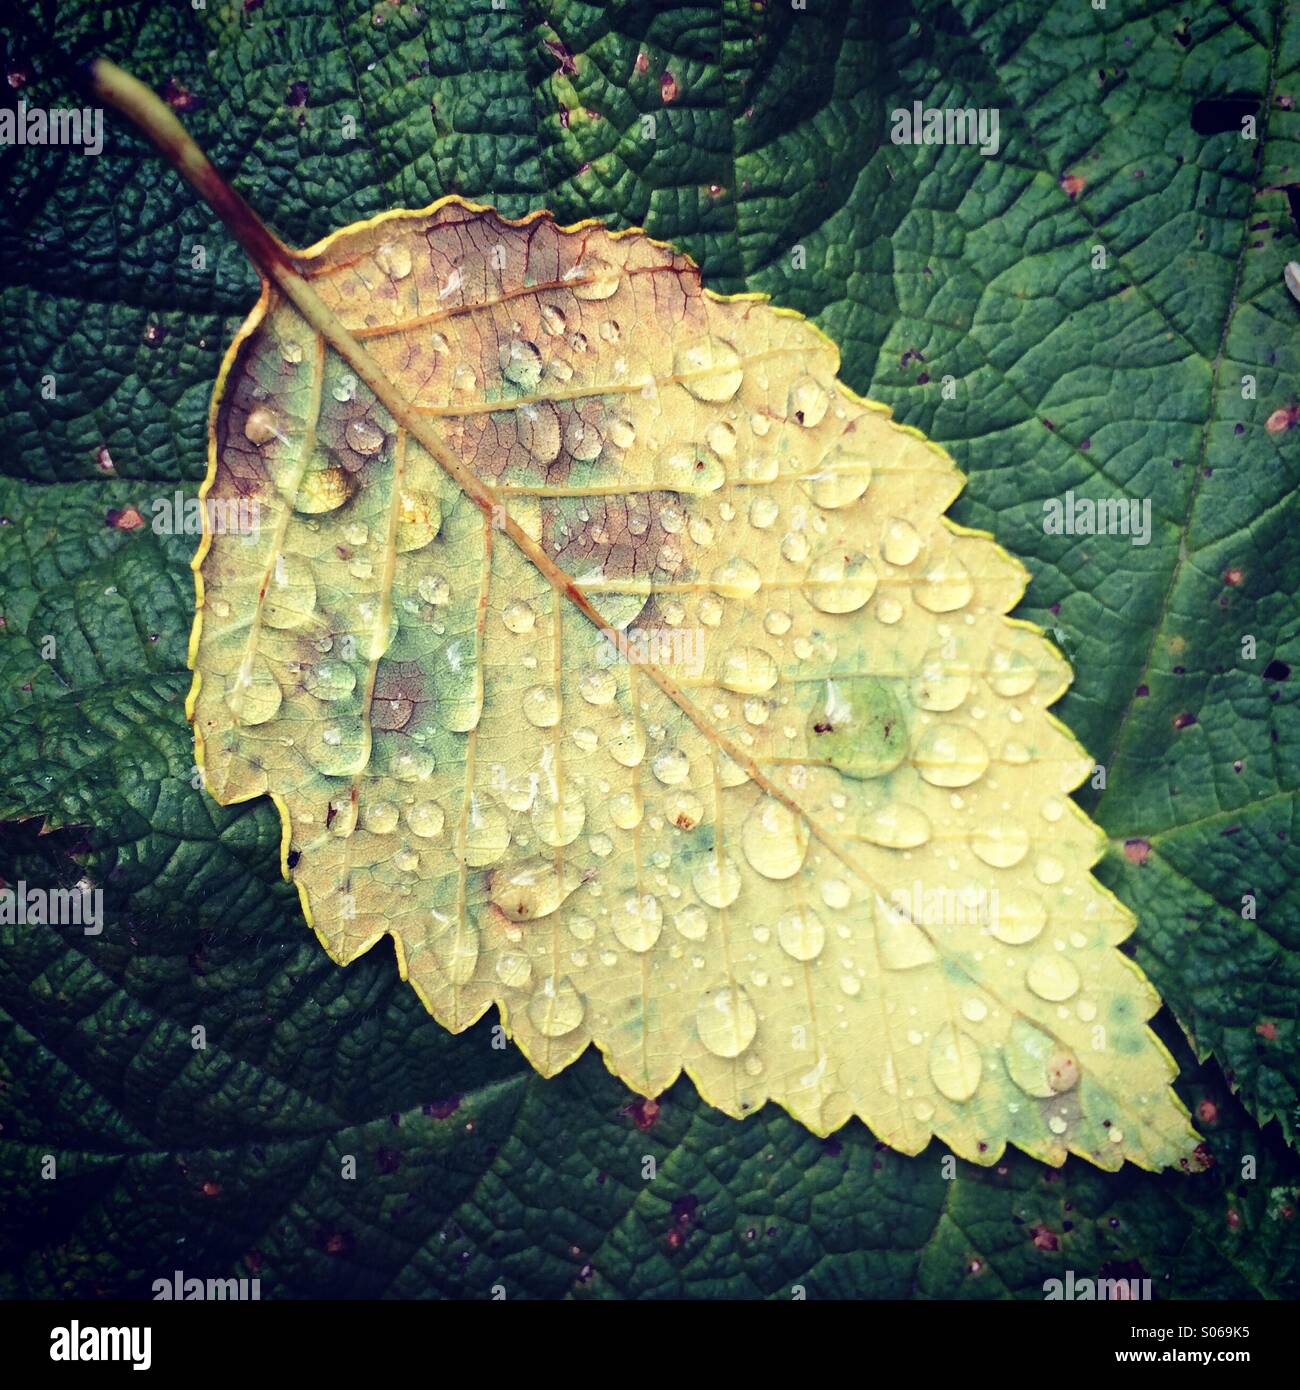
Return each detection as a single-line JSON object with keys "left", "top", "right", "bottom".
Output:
{"left": 674, "top": 903, "right": 710, "bottom": 940}
{"left": 608, "top": 718, "right": 646, "bottom": 767}
{"left": 612, "top": 893, "right": 663, "bottom": 952}
{"left": 914, "top": 724, "right": 989, "bottom": 787}
{"left": 1025, "top": 954, "right": 1080, "bottom": 1002}
{"left": 788, "top": 376, "right": 830, "bottom": 428}
{"left": 807, "top": 677, "right": 907, "bottom": 779}
{"left": 877, "top": 896, "right": 939, "bottom": 970}
{"left": 462, "top": 791, "right": 510, "bottom": 866}
{"left": 909, "top": 649, "right": 971, "bottom": 712}
{"left": 432, "top": 917, "right": 479, "bottom": 985}
{"left": 987, "top": 888, "right": 1046, "bottom": 944}
{"left": 800, "top": 444, "right": 870, "bottom": 508}
{"left": 970, "top": 821, "right": 1030, "bottom": 868}
{"left": 376, "top": 241, "right": 412, "bottom": 279}
{"left": 776, "top": 907, "right": 825, "bottom": 961}
{"left": 244, "top": 406, "right": 280, "bottom": 445}
{"left": 693, "top": 854, "right": 742, "bottom": 908}
{"left": 531, "top": 785, "right": 586, "bottom": 847}
{"left": 928, "top": 1025, "right": 982, "bottom": 1102}
{"left": 696, "top": 986, "right": 758, "bottom": 1057}
{"left": 651, "top": 747, "right": 690, "bottom": 785}
{"left": 579, "top": 667, "right": 616, "bottom": 705}
{"left": 489, "top": 858, "right": 578, "bottom": 921}
{"left": 528, "top": 975, "right": 586, "bottom": 1036}
{"left": 676, "top": 336, "right": 743, "bottom": 403}
{"left": 346, "top": 417, "right": 386, "bottom": 454}
{"left": 711, "top": 556, "right": 762, "bottom": 599}
{"left": 570, "top": 257, "right": 619, "bottom": 300}
{"left": 741, "top": 798, "right": 808, "bottom": 879}
{"left": 1003, "top": 1019, "right": 1057, "bottom": 1097}
{"left": 406, "top": 800, "right": 445, "bottom": 838}
{"left": 523, "top": 684, "right": 561, "bottom": 727}
{"left": 719, "top": 645, "right": 777, "bottom": 694}
{"left": 915, "top": 553, "right": 974, "bottom": 612}
{"left": 988, "top": 646, "right": 1040, "bottom": 697}
{"left": 226, "top": 657, "right": 282, "bottom": 724}
{"left": 503, "top": 338, "right": 543, "bottom": 390}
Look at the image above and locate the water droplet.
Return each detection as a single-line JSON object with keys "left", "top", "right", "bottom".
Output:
{"left": 1047, "top": 1052, "right": 1079, "bottom": 1093}
{"left": 915, "top": 553, "right": 974, "bottom": 612}
{"left": 929, "top": 1025, "right": 982, "bottom": 1102}
{"left": 523, "top": 684, "right": 561, "bottom": 727}
{"left": 601, "top": 789, "right": 639, "bottom": 831}
{"left": 676, "top": 336, "right": 743, "bottom": 403}
{"left": 805, "top": 548, "right": 877, "bottom": 614}
{"left": 612, "top": 893, "right": 663, "bottom": 952}
{"left": 764, "top": 609, "right": 792, "bottom": 636}
{"left": 1025, "top": 954, "right": 1080, "bottom": 1002}
{"left": 777, "top": 908, "right": 825, "bottom": 962}
{"left": 503, "top": 338, "right": 543, "bottom": 390}
{"left": 696, "top": 986, "right": 758, "bottom": 1057}
{"left": 364, "top": 800, "right": 399, "bottom": 834}
{"left": 962, "top": 998, "right": 988, "bottom": 1023}
{"left": 432, "top": 917, "right": 479, "bottom": 985}
{"left": 502, "top": 599, "right": 536, "bottom": 633}
{"left": 1005, "top": 1019, "right": 1057, "bottom": 1097}
{"left": 800, "top": 444, "right": 870, "bottom": 508}
{"left": 418, "top": 573, "right": 450, "bottom": 605}
{"left": 346, "top": 417, "right": 386, "bottom": 454}
{"left": 788, "top": 376, "right": 830, "bottom": 428}
{"left": 244, "top": 407, "right": 279, "bottom": 445}
{"left": 608, "top": 717, "right": 646, "bottom": 767}
{"left": 666, "top": 789, "right": 704, "bottom": 830}
{"left": 540, "top": 303, "right": 567, "bottom": 335}
{"left": 780, "top": 530, "right": 810, "bottom": 564}
{"left": 528, "top": 976, "right": 586, "bottom": 1036}
{"left": 489, "top": 858, "right": 578, "bottom": 921}
{"left": 706, "top": 421, "right": 736, "bottom": 456}
{"left": 693, "top": 854, "right": 741, "bottom": 908}
{"left": 580, "top": 667, "right": 616, "bottom": 705}
{"left": 987, "top": 888, "right": 1047, "bottom": 945}
{"left": 463, "top": 791, "right": 510, "bottom": 866}
{"left": 564, "top": 415, "right": 603, "bottom": 461}
{"left": 970, "top": 821, "right": 1030, "bottom": 869}
{"left": 878, "top": 898, "right": 939, "bottom": 970}
{"left": 820, "top": 878, "right": 851, "bottom": 910}
{"left": 608, "top": 417, "right": 636, "bottom": 448}
{"left": 856, "top": 803, "right": 931, "bottom": 849}
{"left": 571, "top": 257, "right": 619, "bottom": 300}
{"left": 711, "top": 556, "right": 762, "bottom": 598}
{"left": 651, "top": 747, "right": 690, "bottom": 785}
{"left": 914, "top": 724, "right": 989, "bottom": 788}
{"left": 882, "top": 518, "right": 922, "bottom": 566}
{"left": 674, "top": 904, "right": 709, "bottom": 940}
{"left": 688, "top": 514, "right": 715, "bottom": 546}
{"left": 226, "top": 657, "right": 282, "bottom": 724}
{"left": 741, "top": 798, "right": 808, "bottom": 879}
{"left": 988, "top": 646, "right": 1039, "bottom": 697}
{"left": 406, "top": 800, "right": 445, "bottom": 838}
{"left": 909, "top": 649, "right": 971, "bottom": 711}
{"left": 305, "top": 661, "right": 356, "bottom": 701}
{"left": 495, "top": 951, "right": 532, "bottom": 989}
{"left": 531, "top": 785, "right": 586, "bottom": 846}
{"left": 749, "top": 496, "right": 779, "bottom": 528}
{"left": 719, "top": 645, "right": 777, "bottom": 695}
{"left": 807, "top": 677, "right": 907, "bottom": 779}
{"left": 296, "top": 464, "right": 353, "bottom": 513}
{"left": 660, "top": 443, "right": 725, "bottom": 494}
{"left": 375, "top": 241, "right": 412, "bottom": 279}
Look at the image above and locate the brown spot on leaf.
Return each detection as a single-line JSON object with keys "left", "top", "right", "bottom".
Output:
{"left": 1123, "top": 838, "right": 1151, "bottom": 865}
{"left": 1060, "top": 173, "right": 1085, "bottom": 198}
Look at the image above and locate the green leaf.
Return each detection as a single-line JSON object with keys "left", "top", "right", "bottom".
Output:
{"left": 2, "top": 0, "right": 1298, "bottom": 1295}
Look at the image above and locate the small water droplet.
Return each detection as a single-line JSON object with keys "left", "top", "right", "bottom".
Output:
{"left": 1025, "top": 954, "right": 1080, "bottom": 1002}
{"left": 346, "top": 417, "right": 386, "bottom": 454}
{"left": 693, "top": 854, "right": 741, "bottom": 908}
{"left": 776, "top": 908, "right": 825, "bottom": 962}
{"left": 612, "top": 893, "right": 663, "bottom": 952}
